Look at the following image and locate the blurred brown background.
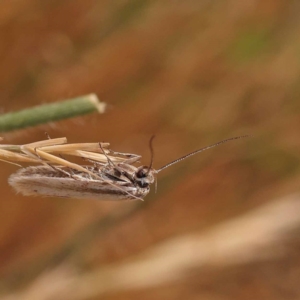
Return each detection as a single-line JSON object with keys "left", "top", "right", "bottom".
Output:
{"left": 0, "top": 1, "right": 300, "bottom": 299}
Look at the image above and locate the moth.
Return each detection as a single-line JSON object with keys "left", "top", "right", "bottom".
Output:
{"left": 0, "top": 135, "right": 248, "bottom": 201}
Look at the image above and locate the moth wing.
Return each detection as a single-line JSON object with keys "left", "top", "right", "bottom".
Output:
{"left": 9, "top": 166, "right": 147, "bottom": 201}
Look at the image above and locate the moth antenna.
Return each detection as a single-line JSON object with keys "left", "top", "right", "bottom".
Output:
{"left": 146, "top": 135, "right": 155, "bottom": 175}
{"left": 157, "top": 135, "right": 250, "bottom": 173}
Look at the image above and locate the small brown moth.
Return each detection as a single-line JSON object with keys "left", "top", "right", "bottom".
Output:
{"left": 0, "top": 135, "right": 248, "bottom": 201}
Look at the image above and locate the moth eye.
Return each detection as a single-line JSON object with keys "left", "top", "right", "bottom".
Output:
{"left": 136, "top": 167, "right": 148, "bottom": 178}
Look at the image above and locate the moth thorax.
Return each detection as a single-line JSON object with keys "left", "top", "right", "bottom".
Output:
{"left": 134, "top": 166, "right": 155, "bottom": 188}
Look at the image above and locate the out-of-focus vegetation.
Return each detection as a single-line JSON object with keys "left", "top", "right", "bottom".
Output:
{"left": 0, "top": 1, "right": 299, "bottom": 299}
{"left": 0, "top": 94, "right": 105, "bottom": 132}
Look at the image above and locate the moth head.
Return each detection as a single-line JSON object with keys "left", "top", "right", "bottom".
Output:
{"left": 134, "top": 166, "right": 155, "bottom": 188}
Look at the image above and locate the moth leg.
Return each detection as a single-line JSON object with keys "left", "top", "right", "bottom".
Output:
{"left": 60, "top": 167, "right": 84, "bottom": 180}
{"left": 52, "top": 165, "right": 72, "bottom": 177}
{"left": 99, "top": 144, "right": 140, "bottom": 178}
{"left": 99, "top": 143, "right": 116, "bottom": 167}
{"left": 96, "top": 145, "right": 144, "bottom": 200}
{"left": 97, "top": 177, "right": 144, "bottom": 201}
{"left": 98, "top": 144, "right": 128, "bottom": 177}
{"left": 48, "top": 164, "right": 84, "bottom": 180}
